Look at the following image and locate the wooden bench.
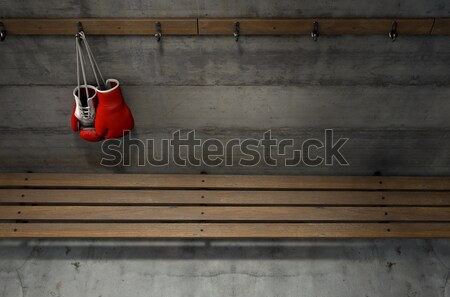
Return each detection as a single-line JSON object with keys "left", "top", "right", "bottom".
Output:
{"left": 0, "top": 173, "right": 449, "bottom": 238}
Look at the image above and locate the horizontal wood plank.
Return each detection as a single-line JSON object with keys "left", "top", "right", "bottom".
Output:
{"left": 1, "top": 223, "right": 449, "bottom": 238}
{"left": 0, "top": 189, "right": 449, "bottom": 205}
{"left": 199, "top": 18, "right": 313, "bottom": 35}
{"left": 1, "top": 174, "right": 448, "bottom": 237}
{"left": 1, "top": 206, "right": 448, "bottom": 221}
{"left": 0, "top": 18, "right": 441, "bottom": 36}
{"left": 198, "top": 18, "right": 434, "bottom": 35}
{"left": 0, "top": 18, "right": 198, "bottom": 35}
{"left": 1, "top": 174, "right": 449, "bottom": 190}
{"left": 432, "top": 18, "right": 450, "bottom": 35}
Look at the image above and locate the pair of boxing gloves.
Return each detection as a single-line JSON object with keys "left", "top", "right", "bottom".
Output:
{"left": 71, "top": 79, "right": 134, "bottom": 142}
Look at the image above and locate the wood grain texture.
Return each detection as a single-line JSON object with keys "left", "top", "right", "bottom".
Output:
{"left": 317, "top": 18, "right": 434, "bottom": 35}
{"left": 0, "top": 18, "right": 198, "bottom": 35}
{"left": 1, "top": 174, "right": 449, "bottom": 190}
{"left": 198, "top": 18, "right": 434, "bottom": 35}
{"left": 0, "top": 174, "right": 448, "bottom": 237}
{"left": 1, "top": 206, "right": 449, "bottom": 221}
{"left": 1, "top": 223, "right": 449, "bottom": 238}
{"left": 432, "top": 18, "right": 450, "bottom": 35}
{"left": 199, "top": 19, "right": 313, "bottom": 35}
{"left": 0, "top": 189, "right": 449, "bottom": 205}
{"left": 0, "top": 18, "right": 438, "bottom": 36}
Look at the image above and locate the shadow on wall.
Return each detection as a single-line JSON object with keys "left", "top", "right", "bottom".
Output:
{"left": 0, "top": 239, "right": 448, "bottom": 261}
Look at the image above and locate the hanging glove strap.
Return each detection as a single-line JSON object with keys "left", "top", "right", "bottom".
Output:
{"left": 78, "top": 31, "right": 106, "bottom": 90}
{"left": 75, "top": 34, "right": 91, "bottom": 119}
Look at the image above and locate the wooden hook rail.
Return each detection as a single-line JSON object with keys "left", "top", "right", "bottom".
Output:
{"left": 0, "top": 18, "right": 449, "bottom": 36}
{"left": 0, "top": 18, "right": 198, "bottom": 35}
{"left": 198, "top": 18, "right": 436, "bottom": 35}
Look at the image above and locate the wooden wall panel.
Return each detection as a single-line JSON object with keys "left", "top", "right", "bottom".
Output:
{"left": 198, "top": 18, "right": 435, "bottom": 35}
{"left": 0, "top": 18, "right": 198, "bottom": 35}
{"left": 432, "top": 18, "right": 450, "bottom": 35}
{"left": 1, "top": 18, "right": 445, "bottom": 36}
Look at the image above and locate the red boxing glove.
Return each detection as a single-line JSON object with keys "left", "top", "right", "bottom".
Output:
{"left": 71, "top": 85, "right": 103, "bottom": 142}
{"left": 95, "top": 79, "right": 134, "bottom": 139}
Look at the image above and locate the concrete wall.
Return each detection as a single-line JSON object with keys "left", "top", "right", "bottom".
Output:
{"left": 0, "top": 1, "right": 449, "bottom": 296}
{"left": 0, "top": 2, "right": 449, "bottom": 175}
{"left": 0, "top": 35, "right": 449, "bottom": 174}
{"left": 0, "top": 239, "right": 449, "bottom": 297}
{"left": 1, "top": 0, "right": 449, "bottom": 18}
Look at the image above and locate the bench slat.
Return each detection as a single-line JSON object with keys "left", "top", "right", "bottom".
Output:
{"left": 1, "top": 206, "right": 449, "bottom": 221}
{"left": 1, "top": 174, "right": 449, "bottom": 190}
{"left": 0, "top": 174, "right": 448, "bottom": 238}
{"left": 1, "top": 223, "right": 449, "bottom": 238}
{"left": 0, "top": 189, "right": 449, "bottom": 205}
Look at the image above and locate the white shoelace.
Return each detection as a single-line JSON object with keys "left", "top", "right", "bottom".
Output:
{"left": 75, "top": 34, "right": 94, "bottom": 121}
{"left": 81, "top": 106, "right": 91, "bottom": 119}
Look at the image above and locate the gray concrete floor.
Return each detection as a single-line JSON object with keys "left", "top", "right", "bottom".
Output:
{"left": 1, "top": 239, "right": 449, "bottom": 297}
